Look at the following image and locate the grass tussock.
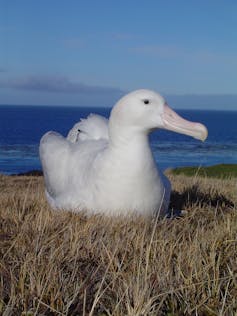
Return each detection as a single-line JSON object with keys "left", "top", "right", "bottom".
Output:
{"left": 170, "top": 164, "right": 237, "bottom": 179}
{"left": 0, "top": 173, "right": 237, "bottom": 315}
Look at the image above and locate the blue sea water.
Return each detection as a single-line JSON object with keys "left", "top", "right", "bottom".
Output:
{"left": 0, "top": 105, "right": 237, "bottom": 174}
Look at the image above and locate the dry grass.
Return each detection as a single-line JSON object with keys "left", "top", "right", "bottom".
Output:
{"left": 0, "top": 173, "right": 237, "bottom": 315}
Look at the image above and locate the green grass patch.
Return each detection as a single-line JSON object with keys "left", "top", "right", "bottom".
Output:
{"left": 170, "top": 164, "right": 237, "bottom": 179}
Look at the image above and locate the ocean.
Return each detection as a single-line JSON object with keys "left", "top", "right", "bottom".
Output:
{"left": 0, "top": 105, "right": 237, "bottom": 175}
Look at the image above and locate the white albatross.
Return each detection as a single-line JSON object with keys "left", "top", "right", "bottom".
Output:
{"left": 39, "top": 90, "right": 208, "bottom": 217}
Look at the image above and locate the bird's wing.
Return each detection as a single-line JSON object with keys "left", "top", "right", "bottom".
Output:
{"left": 39, "top": 131, "right": 70, "bottom": 199}
{"left": 67, "top": 114, "right": 109, "bottom": 142}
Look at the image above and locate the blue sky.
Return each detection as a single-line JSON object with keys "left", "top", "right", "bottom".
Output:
{"left": 0, "top": 0, "right": 237, "bottom": 109}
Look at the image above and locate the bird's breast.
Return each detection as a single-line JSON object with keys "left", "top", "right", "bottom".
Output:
{"left": 90, "top": 148, "right": 165, "bottom": 215}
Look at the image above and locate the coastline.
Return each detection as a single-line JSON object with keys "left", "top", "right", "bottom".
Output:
{"left": 4, "top": 163, "right": 237, "bottom": 178}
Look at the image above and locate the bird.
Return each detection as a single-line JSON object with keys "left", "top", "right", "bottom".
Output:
{"left": 39, "top": 89, "right": 208, "bottom": 217}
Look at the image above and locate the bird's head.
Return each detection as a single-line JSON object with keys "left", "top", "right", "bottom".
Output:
{"left": 110, "top": 89, "right": 208, "bottom": 141}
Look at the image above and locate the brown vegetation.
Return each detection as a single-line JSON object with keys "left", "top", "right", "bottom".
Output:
{"left": 0, "top": 173, "right": 237, "bottom": 315}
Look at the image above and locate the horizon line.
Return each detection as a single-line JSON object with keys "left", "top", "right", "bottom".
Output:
{"left": 0, "top": 103, "right": 236, "bottom": 112}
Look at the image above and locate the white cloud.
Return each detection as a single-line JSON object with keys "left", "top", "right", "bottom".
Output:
{"left": 63, "top": 38, "right": 85, "bottom": 49}
{"left": 130, "top": 44, "right": 237, "bottom": 66}
{"left": 111, "top": 32, "right": 135, "bottom": 41}
{"left": 130, "top": 44, "right": 182, "bottom": 59}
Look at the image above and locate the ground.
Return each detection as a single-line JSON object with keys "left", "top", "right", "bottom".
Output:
{"left": 0, "top": 171, "right": 236, "bottom": 315}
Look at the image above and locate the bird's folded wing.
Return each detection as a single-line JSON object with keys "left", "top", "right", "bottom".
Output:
{"left": 39, "top": 131, "right": 70, "bottom": 198}
{"left": 67, "top": 114, "right": 109, "bottom": 142}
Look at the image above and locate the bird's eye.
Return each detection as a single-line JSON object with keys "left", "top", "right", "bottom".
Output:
{"left": 78, "top": 129, "right": 81, "bottom": 132}
{"left": 143, "top": 99, "right": 150, "bottom": 105}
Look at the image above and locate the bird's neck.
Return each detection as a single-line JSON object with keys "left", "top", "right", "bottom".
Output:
{"left": 108, "top": 122, "right": 155, "bottom": 169}
{"left": 109, "top": 121, "right": 149, "bottom": 149}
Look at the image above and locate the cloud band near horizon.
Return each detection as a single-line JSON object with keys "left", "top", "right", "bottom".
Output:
{"left": 0, "top": 74, "right": 237, "bottom": 109}
{"left": 0, "top": 75, "right": 124, "bottom": 95}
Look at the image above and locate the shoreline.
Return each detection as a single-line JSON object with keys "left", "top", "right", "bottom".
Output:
{"left": 1, "top": 163, "right": 236, "bottom": 178}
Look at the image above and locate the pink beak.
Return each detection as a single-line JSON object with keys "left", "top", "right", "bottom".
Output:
{"left": 161, "top": 104, "right": 208, "bottom": 141}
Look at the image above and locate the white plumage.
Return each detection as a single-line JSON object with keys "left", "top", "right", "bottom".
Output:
{"left": 40, "top": 89, "right": 208, "bottom": 217}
